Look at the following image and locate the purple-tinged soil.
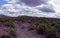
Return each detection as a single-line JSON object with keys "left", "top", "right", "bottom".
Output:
{"left": 14, "top": 21, "right": 46, "bottom": 38}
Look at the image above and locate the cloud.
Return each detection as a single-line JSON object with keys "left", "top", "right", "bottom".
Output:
{"left": 18, "top": 0, "right": 48, "bottom": 7}
{"left": 1, "top": 4, "right": 21, "bottom": 12}
{"left": 47, "top": 0, "right": 60, "bottom": 12}
{"left": 36, "top": 4, "right": 55, "bottom": 13}
{"left": 0, "top": 0, "right": 60, "bottom": 18}
{"left": 5, "top": 0, "right": 17, "bottom": 3}
{"left": 0, "top": 10, "right": 4, "bottom": 14}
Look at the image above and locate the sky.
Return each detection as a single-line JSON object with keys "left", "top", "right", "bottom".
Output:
{"left": 0, "top": 0, "right": 60, "bottom": 18}
{"left": 0, "top": 0, "right": 7, "bottom": 5}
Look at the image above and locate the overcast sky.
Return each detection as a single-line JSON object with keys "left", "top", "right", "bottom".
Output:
{"left": 0, "top": 0, "right": 60, "bottom": 18}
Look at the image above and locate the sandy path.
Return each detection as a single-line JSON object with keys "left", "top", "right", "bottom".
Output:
{"left": 14, "top": 22, "right": 46, "bottom": 38}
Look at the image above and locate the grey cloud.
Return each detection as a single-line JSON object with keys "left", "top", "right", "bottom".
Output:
{"left": 37, "top": 4, "right": 55, "bottom": 13}
{"left": 40, "top": 7, "right": 55, "bottom": 13}
{"left": 18, "top": 0, "right": 48, "bottom": 7}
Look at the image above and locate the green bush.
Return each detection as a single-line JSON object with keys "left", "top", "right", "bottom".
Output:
{"left": 9, "top": 29, "right": 17, "bottom": 38}
{"left": 36, "top": 23, "right": 45, "bottom": 34}
{"left": 36, "top": 23, "right": 57, "bottom": 38}
{"left": 5, "top": 20, "right": 15, "bottom": 28}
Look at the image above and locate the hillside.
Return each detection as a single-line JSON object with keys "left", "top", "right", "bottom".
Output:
{"left": 0, "top": 16, "right": 60, "bottom": 38}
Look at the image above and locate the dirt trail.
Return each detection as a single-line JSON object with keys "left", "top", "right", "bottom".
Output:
{"left": 14, "top": 22, "right": 46, "bottom": 38}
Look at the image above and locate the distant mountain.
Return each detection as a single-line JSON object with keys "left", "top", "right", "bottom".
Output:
{"left": 0, "top": 14, "right": 10, "bottom": 18}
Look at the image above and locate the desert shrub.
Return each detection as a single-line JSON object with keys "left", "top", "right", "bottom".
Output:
{"left": 36, "top": 23, "right": 45, "bottom": 34}
{"left": 46, "top": 28, "right": 57, "bottom": 38}
{"left": 46, "top": 33, "right": 57, "bottom": 38}
{"left": 0, "top": 35, "right": 11, "bottom": 38}
{"left": 51, "top": 23, "right": 55, "bottom": 26}
{"left": 28, "top": 24, "right": 35, "bottom": 30}
{"left": 58, "top": 30, "right": 60, "bottom": 33}
{"left": 5, "top": 20, "right": 15, "bottom": 28}
{"left": 28, "top": 20, "right": 31, "bottom": 23}
{"left": 0, "top": 18, "right": 6, "bottom": 22}
{"left": 9, "top": 30, "right": 17, "bottom": 38}
{"left": 0, "top": 18, "right": 12, "bottom": 23}
{"left": 36, "top": 23, "right": 58, "bottom": 38}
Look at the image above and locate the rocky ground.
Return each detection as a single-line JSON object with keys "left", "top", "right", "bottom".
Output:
{"left": 0, "top": 16, "right": 60, "bottom": 38}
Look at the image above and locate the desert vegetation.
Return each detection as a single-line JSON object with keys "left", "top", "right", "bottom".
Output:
{"left": 0, "top": 16, "right": 60, "bottom": 38}
{"left": 5, "top": 20, "right": 15, "bottom": 28}
{"left": 9, "top": 29, "right": 17, "bottom": 38}
{"left": 0, "top": 35, "right": 11, "bottom": 38}
{"left": 36, "top": 23, "right": 58, "bottom": 38}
